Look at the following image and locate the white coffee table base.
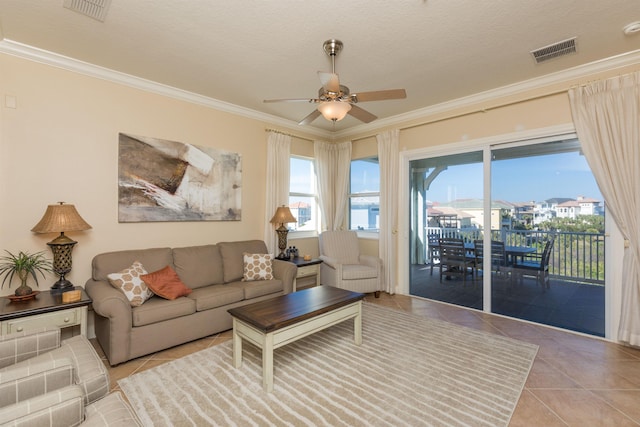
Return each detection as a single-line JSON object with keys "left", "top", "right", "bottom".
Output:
{"left": 232, "top": 300, "right": 362, "bottom": 392}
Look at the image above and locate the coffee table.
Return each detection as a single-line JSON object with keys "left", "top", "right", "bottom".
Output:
{"left": 228, "top": 286, "right": 365, "bottom": 392}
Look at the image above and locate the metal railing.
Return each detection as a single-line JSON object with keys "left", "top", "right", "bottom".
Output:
{"left": 425, "top": 227, "right": 605, "bottom": 284}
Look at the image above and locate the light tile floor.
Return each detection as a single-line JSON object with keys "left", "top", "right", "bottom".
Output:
{"left": 91, "top": 292, "right": 640, "bottom": 426}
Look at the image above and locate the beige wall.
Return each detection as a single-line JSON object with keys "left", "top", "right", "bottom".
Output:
{"left": 0, "top": 53, "right": 322, "bottom": 296}
{"left": 3, "top": 51, "right": 638, "bottom": 301}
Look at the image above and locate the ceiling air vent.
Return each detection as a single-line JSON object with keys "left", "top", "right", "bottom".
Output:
{"left": 530, "top": 37, "right": 577, "bottom": 64}
{"left": 63, "top": 0, "right": 112, "bottom": 22}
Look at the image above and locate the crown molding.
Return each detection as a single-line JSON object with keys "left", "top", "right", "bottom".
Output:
{"left": 1, "top": 39, "right": 638, "bottom": 142}
{"left": 0, "top": 39, "right": 332, "bottom": 140}
{"left": 334, "top": 49, "right": 640, "bottom": 140}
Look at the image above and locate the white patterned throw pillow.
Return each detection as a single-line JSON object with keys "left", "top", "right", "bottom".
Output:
{"left": 242, "top": 253, "right": 274, "bottom": 281}
{"left": 107, "top": 261, "right": 154, "bottom": 306}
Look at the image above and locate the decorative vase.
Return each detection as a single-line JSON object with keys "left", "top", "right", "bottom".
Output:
{"left": 14, "top": 271, "right": 33, "bottom": 296}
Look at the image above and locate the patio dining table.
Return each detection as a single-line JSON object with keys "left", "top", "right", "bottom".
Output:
{"left": 504, "top": 245, "right": 537, "bottom": 265}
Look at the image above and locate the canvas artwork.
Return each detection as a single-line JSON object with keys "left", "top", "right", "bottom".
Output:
{"left": 118, "top": 133, "right": 242, "bottom": 222}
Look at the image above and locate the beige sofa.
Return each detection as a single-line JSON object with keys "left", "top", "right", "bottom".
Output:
{"left": 85, "top": 240, "right": 296, "bottom": 366}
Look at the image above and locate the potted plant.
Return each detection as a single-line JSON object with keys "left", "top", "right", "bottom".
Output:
{"left": 0, "top": 250, "right": 53, "bottom": 296}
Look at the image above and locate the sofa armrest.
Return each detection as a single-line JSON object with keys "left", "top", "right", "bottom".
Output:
{"left": 272, "top": 259, "right": 297, "bottom": 294}
{"left": 85, "top": 279, "right": 134, "bottom": 366}
{"left": 0, "top": 384, "right": 85, "bottom": 427}
{"left": 359, "top": 254, "right": 382, "bottom": 269}
{"left": 0, "top": 357, "right": 75, "bottom": 408}
{"left": 85, "top": 279, "right": 133, "bottom": 329}
{"left": 319, "top": 255, "right": 339, "bottom": 269}
{"left": 0, "top": 328, "right": 61, "bottom": 369}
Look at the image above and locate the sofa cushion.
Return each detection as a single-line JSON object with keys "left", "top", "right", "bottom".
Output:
{"left": 92, "top": 248, "right": 173, "bottom": 282}
{"left": 141, "top": 266, "right": 192, "bottom": 300}
{"left": 172, "top": 244, "right": 224, "bottom": 289}
{"left": 219, "top": 240, "right": 268, "bottom": 283}
{"left": 187, "top": 285, "right": 244, "bottom": 311}
{"left": 132, "top": 297, "right": 196, "bottom": 327}
{"left": 243, "top": 253, "right": 274, "bottom": 281}
{"left": 107, "top": 261, "right": 154, "bottom": 307}
{"left": 228, "top": 280, "right": 284, "bottom": 300}
{"left": 342, "top": 264, "right": 378, "bottom": 280}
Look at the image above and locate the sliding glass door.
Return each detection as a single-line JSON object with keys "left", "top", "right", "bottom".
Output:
{"left": 490, "top": 139, "right": 605, "bottom": 336}
{"left": 409, "top": 151, "right": 483, "bottom": 310}
{"left": 408, "top": 137, "right": 606, "bottom": 337}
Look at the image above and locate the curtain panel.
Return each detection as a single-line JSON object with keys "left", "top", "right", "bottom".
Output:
{"left": 314, "top": 141, "right": 352, "bottom": 231}
{"left": 377, "top": 129, "right": 400, "bottom": 294}
{"left": 264, "top": 131, "right": 292, "bottom": 254}
{"left": 568, "top": 71, "right": 640, "bottom": 346}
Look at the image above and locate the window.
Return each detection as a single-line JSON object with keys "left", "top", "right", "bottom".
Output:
{"left": 289, "top": 156, "right": 318, "bottom": 232}
{"left": 349, "top": 157, "right": 380, "bottom": 232}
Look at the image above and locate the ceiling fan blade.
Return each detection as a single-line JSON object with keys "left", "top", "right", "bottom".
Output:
{"left": 351, "top": 89, "right": 407, "bottom": 103}
{"left": 318, "top": 71, "right": 340, "bottom": 93}
{"left": 348, "top": 104, "right": 377, "bottom": 123}
{"left": 264, "top": 98, "right": 318, "bottom": 103}
{"left": 298, "top": 109, "right": 322, "bottom": 125}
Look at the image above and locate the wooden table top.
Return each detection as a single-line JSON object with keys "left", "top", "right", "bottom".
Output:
{"left": 228, "top": 286, "right": 364, "bottom": 333}
{"left": 0, "top": 287, "right": 92, "bottom": 321}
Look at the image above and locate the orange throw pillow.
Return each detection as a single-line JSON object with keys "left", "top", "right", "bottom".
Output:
{"left": 141, "top": 265, "right": 192, "bottom": 300}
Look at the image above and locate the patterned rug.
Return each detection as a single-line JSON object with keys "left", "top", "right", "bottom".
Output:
{"left": 119, "top": 303, "right": 538, "bottom": 426}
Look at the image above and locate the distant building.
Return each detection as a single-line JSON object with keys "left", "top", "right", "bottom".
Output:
{"left": 435, "top": 199, "right": 512, "bottom": 230}
{"left": 289, "top": 201, "right": 311, "bottom": 229}
{"left": 533, "top": 196, "right": 602, "bottom": 224}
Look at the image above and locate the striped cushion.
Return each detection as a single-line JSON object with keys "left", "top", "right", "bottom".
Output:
{"left": 341, "top": 264, "right": 378, "bottom": 280}
{"left": 55, "top": 336, "right": 110, "bottom": 405}
{"left": 0, "top": 384, "right": 84, "bottom": 427}
{"left": 7, "top": 335, "right": 109, "bottom": 406}
{"left": 0, "top": 357, "right": 74, "bottom": 407}
{"left": 83, "top": 391, "right": 143, "bottom": 426}
{"left": 0, "top": 328, "right": 60, "bottom": 369}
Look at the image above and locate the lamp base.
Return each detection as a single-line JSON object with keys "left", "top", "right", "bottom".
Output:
{"left": 51, "top": 277, "right": 74, "bottom": 291}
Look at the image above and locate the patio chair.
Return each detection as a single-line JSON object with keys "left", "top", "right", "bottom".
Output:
{"left": 439, "top": 237, "right": 475, "bottom": 286}
{"left": 474, "top": 240, "right": 513, "bottom": 284}
{"left": 428, "top": 233, "right": 441, "bottom": 275}
{"left": 517, "top": 236, "right": 555, "bottom": 289}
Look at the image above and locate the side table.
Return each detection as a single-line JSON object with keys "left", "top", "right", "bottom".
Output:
{"left": 0, "top": 287, "right": 92, "bottom": 337}
{"left": 288, "top": 257, "right": 322, "bottom": 291}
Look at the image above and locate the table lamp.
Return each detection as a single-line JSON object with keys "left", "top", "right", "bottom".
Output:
{"left": 31, "top": 202, "right": 92, "bottom": 290}
{"left": 270, "top": 205, "right": 296, "bottom": 260}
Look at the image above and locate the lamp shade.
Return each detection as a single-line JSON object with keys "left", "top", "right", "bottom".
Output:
{"left": 270, "top": 206, "right": 296, "bottom": 224}
{"left": 317, "top": 101, "right": 352, "bottom": 122}
{"left": 31, "top": 202, "right": 92, "bottom": 234}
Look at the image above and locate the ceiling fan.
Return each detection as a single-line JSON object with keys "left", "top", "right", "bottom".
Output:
{"left": 264, "top": 39, "right": 407, "bottom": 125}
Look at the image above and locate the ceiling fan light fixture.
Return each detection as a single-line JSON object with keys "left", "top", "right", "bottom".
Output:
{"left": 317, "top": 101, "right": 351, "bottom": 121}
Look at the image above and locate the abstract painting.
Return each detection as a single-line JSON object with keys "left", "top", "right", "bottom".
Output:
{"left": 118, "top": 133, "right": 241, "bottom": 222}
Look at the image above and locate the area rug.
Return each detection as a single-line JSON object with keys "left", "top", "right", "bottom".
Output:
{"left": 119, "top": 303, "right": 538, "bottom": 426}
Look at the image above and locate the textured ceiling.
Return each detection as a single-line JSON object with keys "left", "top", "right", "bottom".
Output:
{"left": 0, "top": 0, "right": 639, "bottom": 133}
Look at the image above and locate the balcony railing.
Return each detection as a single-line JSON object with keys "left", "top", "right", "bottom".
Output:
{"left": 425, "top": 227, "right": 605, "bottom": 285}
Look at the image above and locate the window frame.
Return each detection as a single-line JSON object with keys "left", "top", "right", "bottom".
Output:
{"left": 288, "top": 155, "right": 319, "bottom": 238}
{"left": 348, "top": 156, "right": 380, "bottom": 237}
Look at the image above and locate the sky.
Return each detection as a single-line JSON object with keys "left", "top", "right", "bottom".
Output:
{"left": 292, "top": 149, "right": 603, "bottom": 205}
{"left": 429, "top": 151, "right": 602, "bottom": 203}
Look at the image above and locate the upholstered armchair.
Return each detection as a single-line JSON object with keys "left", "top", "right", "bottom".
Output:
{"left": 319, "top": 230, "right": 382, "bottom": 297}
{"left": 0, "top": 327, "right": 140, "bottom": 426}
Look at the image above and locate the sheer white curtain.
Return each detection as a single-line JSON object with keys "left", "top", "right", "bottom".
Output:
{"left": 377, "top": 129, "right": 399, "bottom": 294}
{"left": 568, "top": 71, "right": 640, "bottom": 346}
{"left": 314, "top": 140, "right": 351, "bottom": 231}
{"left": 264, "top": 131, "right": 292, "bottom": 254}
